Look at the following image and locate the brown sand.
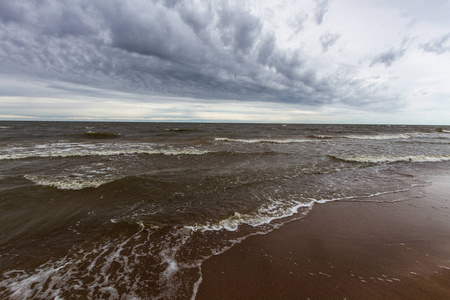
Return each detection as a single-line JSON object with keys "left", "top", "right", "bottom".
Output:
{"left": 197, "top": 177, "right": 450, "bottom": 299}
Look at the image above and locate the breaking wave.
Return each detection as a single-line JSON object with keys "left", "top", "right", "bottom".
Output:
{"left": 342, "top": 134, "right": 411, "bottom": 140}
{"left": 312, "top": 134, "right": 411, "bottom": 140}
{"left": 0, "top": 143, "right": 211, "bottom": 160}
{"left": 186, "top": 198, "right": 313, "bottom": 232}
{"left": 437, "top": 128, "right": 450, "bottom": 133}
{"left": 185, "top": 188, "right": 410, "bottom": 233}
{"left": 215, "top": 137, "right": 310, "bottom": 144}
{"left": 24, "top": 175, "right": 115, "bottom": 190}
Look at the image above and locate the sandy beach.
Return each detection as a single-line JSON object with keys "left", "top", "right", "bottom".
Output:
{"left": 197, "top": 176, "right": 450, "bottom": 299}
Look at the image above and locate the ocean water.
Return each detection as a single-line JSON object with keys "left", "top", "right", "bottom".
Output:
{"left": 0, "top": 121, "right": 449, "bottom": 299}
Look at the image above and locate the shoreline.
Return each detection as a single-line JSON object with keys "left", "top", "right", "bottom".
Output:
{"left": 196, "top": 176, "right": 450, "bottom": 299}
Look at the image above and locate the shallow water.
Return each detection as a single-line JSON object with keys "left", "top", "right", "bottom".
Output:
{"left": 0, "top": 121, "right": 449, "bottom": 299}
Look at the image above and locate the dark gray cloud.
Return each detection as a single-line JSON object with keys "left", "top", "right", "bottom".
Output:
{"left": 421, "top": 33, "right": 450, "bottom": 54}
{"left": 319, "top": 32, "right": 340, "bottom": 52}
{"left": 370, "top": 37, "right": 413, "bottom": 67}
{"left": 0, "top": 1, "right": 27, "bottom": 24}
{"left": 0, "top": 0, "right": 400, "bottom": 112}
{"left": 370, "top": 48, "right": 406, "bottom": 67}
{"left": 314, "top": 0, "right": 330, "bottom": 25}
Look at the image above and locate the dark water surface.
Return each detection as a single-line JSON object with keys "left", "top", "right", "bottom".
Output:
{"left": 0, "top": 121, "right": 449, "bottom": 299}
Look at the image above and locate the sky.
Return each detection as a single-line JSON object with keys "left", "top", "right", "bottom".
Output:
{"left": 0, "top": 0, "right": 449, "bottom": 124}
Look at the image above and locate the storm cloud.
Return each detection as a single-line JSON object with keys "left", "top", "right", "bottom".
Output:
{"left": 0, "top": 0, "right": 449, "bottom": 123}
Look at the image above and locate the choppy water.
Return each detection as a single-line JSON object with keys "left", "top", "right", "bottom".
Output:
{"left": 0, "top": 121, "right": 449, "bottom": 299}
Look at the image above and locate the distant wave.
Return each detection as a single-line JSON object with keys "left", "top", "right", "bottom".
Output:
{"left": 0, "top": 126, "right": 10, "bottom": 129}
{"left": 0, "top": 143, "right": 211, "bottom": 160}
{"left": 84, "top": 131, "right": 121, "bottom": 139}
{"left": 308, "top": 135, "right": 334, "bottom": 139}
{"left": 215, "top": 137, "right": 310, "bottom": 144}
{"left": 164, "top": 128, "right": 199, "bottom": 132}
{"left": 311, "top": 134, "right": 411, "bottom": 140}
{"left": 343, "top": 134, "right": 411, "bottom": 140}
{"left": 332, "top": 155, "right": 450, "bottom": 164}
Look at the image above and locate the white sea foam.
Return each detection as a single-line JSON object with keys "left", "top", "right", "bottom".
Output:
{"left": 311, "top": 135, "right": 334, "bottom": 139}
{"left": 0, "top": 143, "right": 211, "bottom": 160}
{"left": 24, "top": 163, "right": 118, "bottom": 190}
{"left": 186, "top": 198, "right": 314, "bottom": 232}
{"left": 0, "top": 227, "right": 149, "bottom": 299}
{"left": 312, "top": 133, "right": 412, "bottom": 140}
{"left": 313, "top": 189, "right": 409, "bottom": 204}
{"left": 215, "top": 137, "right": 310, "bottom": 144}
{"left": 190, "top": 269, "right": 203, "bottom": 300}
{"left": 342, "top": 134, "right": 411, "bottom": 140}
{"left": 186, "top": 188, "right": 411, "bottom": 233}
{"left": 24, "top": 175, "right": 114, "bottom": 190}
{"left": 0, "top": 225, "right": 193, "bottom": 299}
{"left": 334, "top": 155, "right": 450, "bottom": 164}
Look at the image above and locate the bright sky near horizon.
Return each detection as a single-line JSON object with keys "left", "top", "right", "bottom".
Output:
{"left": 0, "top": 0, "right": 449, "bottom": 124}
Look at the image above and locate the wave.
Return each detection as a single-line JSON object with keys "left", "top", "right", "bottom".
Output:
{"left": 0, "top": 186, "right": 417, "bottom": 299}
{"left": 308, "top": 135, "right": 334, "bottom": 139}
{"left": 24, "top": 175, "right": 115, "bottom": 190}
{"left": 343, "top": 134, "right": 411, "bottom": 140}
{"left": 0, "top": 143, "right": 211, "bottom": 160}
{"left": 186, "top": 188, "right": 411, "bottom": 232}
{"left": 437, "top": 128, "right": 450, "bottom": 133}
{"left": 84, "top": 131, "right": 121, "bottom": 139}
{"left": 0, "top": 126, "right": 10, "bottom": 129}
{"left": 332, "top": 155, "right": 450, "bottom": 164}
{"left": 215, "top": 137, "right": 310, "bottom": 144}
{"left": 311, "top": 133, "right": 411, "bottom": 140}
{"left": 164, "top": 128, "right": 199, "bottom": 132}
{"left": 186, "top": 199, "right": 313, "bottom": 232}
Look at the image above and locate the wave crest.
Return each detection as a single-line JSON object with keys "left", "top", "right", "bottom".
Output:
{"left": 215, "top": 137, "right": 310, "bottom": 144}
{"left": 25, "top": 175, "right": 114, "bottom": 190}
{"left": 342, "top": 134, "right": 411, "bottom": 140}
{"left": 332, "top": 155, "right": 450, "bottom": 163}
{"left": 311, "top": 134, "right": 411, "bottom": 140}
{"left": 0, "top": 143, "right": 211, "bottom": 160}
{"left": 186, "top": 198, "right": 314, "bottom": 232}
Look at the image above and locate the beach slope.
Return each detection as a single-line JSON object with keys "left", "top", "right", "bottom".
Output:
{"left": 197, "top": 177, "right": 450, "bottom": 299}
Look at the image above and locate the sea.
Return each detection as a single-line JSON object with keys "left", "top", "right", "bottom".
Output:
{"left": 0, "top": 121, "right": 449, "bottom": 299}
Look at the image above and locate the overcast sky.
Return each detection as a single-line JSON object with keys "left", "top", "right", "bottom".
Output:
{"left": 0, "top": 0, "right": 449, "bottom": 124}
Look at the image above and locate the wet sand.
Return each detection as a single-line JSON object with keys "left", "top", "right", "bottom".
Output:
{"left": 197, "top": 176, "right": 450, "bottom": 299}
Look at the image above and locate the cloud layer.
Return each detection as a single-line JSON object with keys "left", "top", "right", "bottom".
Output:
{"left": 0, "top": 0, "right": 449, "bottom": 123}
